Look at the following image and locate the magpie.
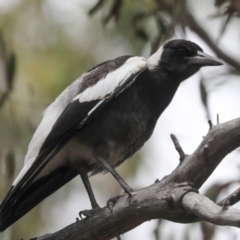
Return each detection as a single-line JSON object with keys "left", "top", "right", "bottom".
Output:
{"left": 0, "top": 39, "right": 222, "bottom": 231}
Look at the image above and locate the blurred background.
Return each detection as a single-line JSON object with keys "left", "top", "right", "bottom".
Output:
{"left": 0, "top": 0, "right": 240, "bottom": 239}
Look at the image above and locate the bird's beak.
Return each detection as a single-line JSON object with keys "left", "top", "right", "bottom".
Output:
{"left": 187, "top": 51, "right": 223, "bottom": 66}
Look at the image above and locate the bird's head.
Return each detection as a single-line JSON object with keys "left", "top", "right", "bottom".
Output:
{"left": 147, "top": 39, "right": 222, "bottom": 81}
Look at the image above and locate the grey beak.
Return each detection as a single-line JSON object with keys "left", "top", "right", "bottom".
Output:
{"left": 187, "top": 51, "right": 223, "bottom": 66}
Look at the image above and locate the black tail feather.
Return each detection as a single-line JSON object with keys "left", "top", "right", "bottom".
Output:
{"left": 0, "top": 167, "right": 77, "bottom": 232}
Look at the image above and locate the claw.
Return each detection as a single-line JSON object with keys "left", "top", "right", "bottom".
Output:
{"left": 107, "top": 195, "right": 121, "bottom": 211}
{"left": 79, "top": 206, "right": 101, "bottom": 219}
{"left": 107, "top": 189, "right": 134, "bottom": 211}
{"left": 125, "top": 190, "right": 132, "bottom": 200}
{"left": 79, "top": 210, "right": 91, "bottom": 219}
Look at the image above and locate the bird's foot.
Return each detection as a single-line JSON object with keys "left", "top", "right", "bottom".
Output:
{"left": 79, "top": 205, "right": 101, "bottom": 219}
{"left": 107, "top": 195, "right": 121, "bottom": 211}
{"left": 107, "top": 188, "right": 133, "bottom": 211}
{"left": 124, "top": 187, "right": 133, "bottom": 197}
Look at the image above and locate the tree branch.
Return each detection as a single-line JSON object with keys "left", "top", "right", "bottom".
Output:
{"left": 32, "top": 117, "right": 240, "bottom": 240}
{"left": 218, "top": 187, "right": 240, "bottom": 207}
{"left": 182, "top": 192, "right": 240, "bottom": 227}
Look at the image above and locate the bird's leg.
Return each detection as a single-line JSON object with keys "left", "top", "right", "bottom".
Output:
{"left": 79, "top": 171, "right": 101, "bottom": 219}
{"left": 95, "top": 156, "right": 133, "bottom": 210}
{"left": 96, "top": 156, "right": 132, "bottom": 194}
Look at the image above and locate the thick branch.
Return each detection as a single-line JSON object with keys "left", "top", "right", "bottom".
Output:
{"left": 182, "top": 192, "right": 240, "bottom": 227}
{"left": 32, "top": 117, "right": 240, "bottom": 240}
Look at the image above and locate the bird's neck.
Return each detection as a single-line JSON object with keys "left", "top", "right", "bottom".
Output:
{"left": 144, "top": 67, "right": 181, "bottom": 118}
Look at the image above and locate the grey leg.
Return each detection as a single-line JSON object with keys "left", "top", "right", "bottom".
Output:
{"left": 80, "top": 172, "right": 99, "bottom": 209}
{"left": 96, "top": 156, "right": 132, "bottom": 194}
{"left": 79, "top": 172, "right": 101, "bottom": 218}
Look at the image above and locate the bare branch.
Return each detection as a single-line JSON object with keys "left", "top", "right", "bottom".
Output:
{"left": 218, "top": 187, "right": 240, "bottom": 207}
{"left": 217, "top": 114, "right": 220, "bottom": 125}
{"left": 182, "top": 192, "right": 240, "bottom": 227}
{"left": 208, "top": 120, "right": 213, "bottom": 130}
{"left": 170, "top": 134, "right": 187, "bottom": 161}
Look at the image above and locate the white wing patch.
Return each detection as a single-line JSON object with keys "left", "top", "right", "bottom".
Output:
{"left": 74, "top": 56, "right": 147, "bottom": 102}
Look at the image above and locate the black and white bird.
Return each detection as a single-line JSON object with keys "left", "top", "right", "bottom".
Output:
{"left": 0, "top": 39, "right": 222, "bottom": 231}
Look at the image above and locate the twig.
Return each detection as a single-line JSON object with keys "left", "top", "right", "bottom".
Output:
{"left": 218, "top": 187, "right": 240, "bottom": 207}
{"left": 208, "top": 120, "right": 213, "bottom": 130}
{"left": 170, "top": 134, "right": 187, "bottom": 161}
{"left": 217, "top": 114, "right": 219, "bottom": 125}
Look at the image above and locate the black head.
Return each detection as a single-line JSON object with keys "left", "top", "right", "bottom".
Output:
{"left": 150, "top": 39, "right": 222, "bottom": 81}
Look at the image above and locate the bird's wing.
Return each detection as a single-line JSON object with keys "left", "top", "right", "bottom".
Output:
{"left": 15, "top": 55, "right": 147, "bottom": 187}
{"left": 0, "top": 55, "right": 147, "bottom": 231}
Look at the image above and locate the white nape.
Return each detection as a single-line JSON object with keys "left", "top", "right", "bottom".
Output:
{"left": 147, "top": 47, "right": 163, "bottom": 70}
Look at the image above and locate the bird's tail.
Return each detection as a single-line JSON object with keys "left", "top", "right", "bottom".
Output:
{"left": 0, "top": 167, "right": 77, "bottom": 232}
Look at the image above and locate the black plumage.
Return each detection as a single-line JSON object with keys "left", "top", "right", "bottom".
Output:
{"left": 0, "top": 39, "right": 222, "bottom": 231}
